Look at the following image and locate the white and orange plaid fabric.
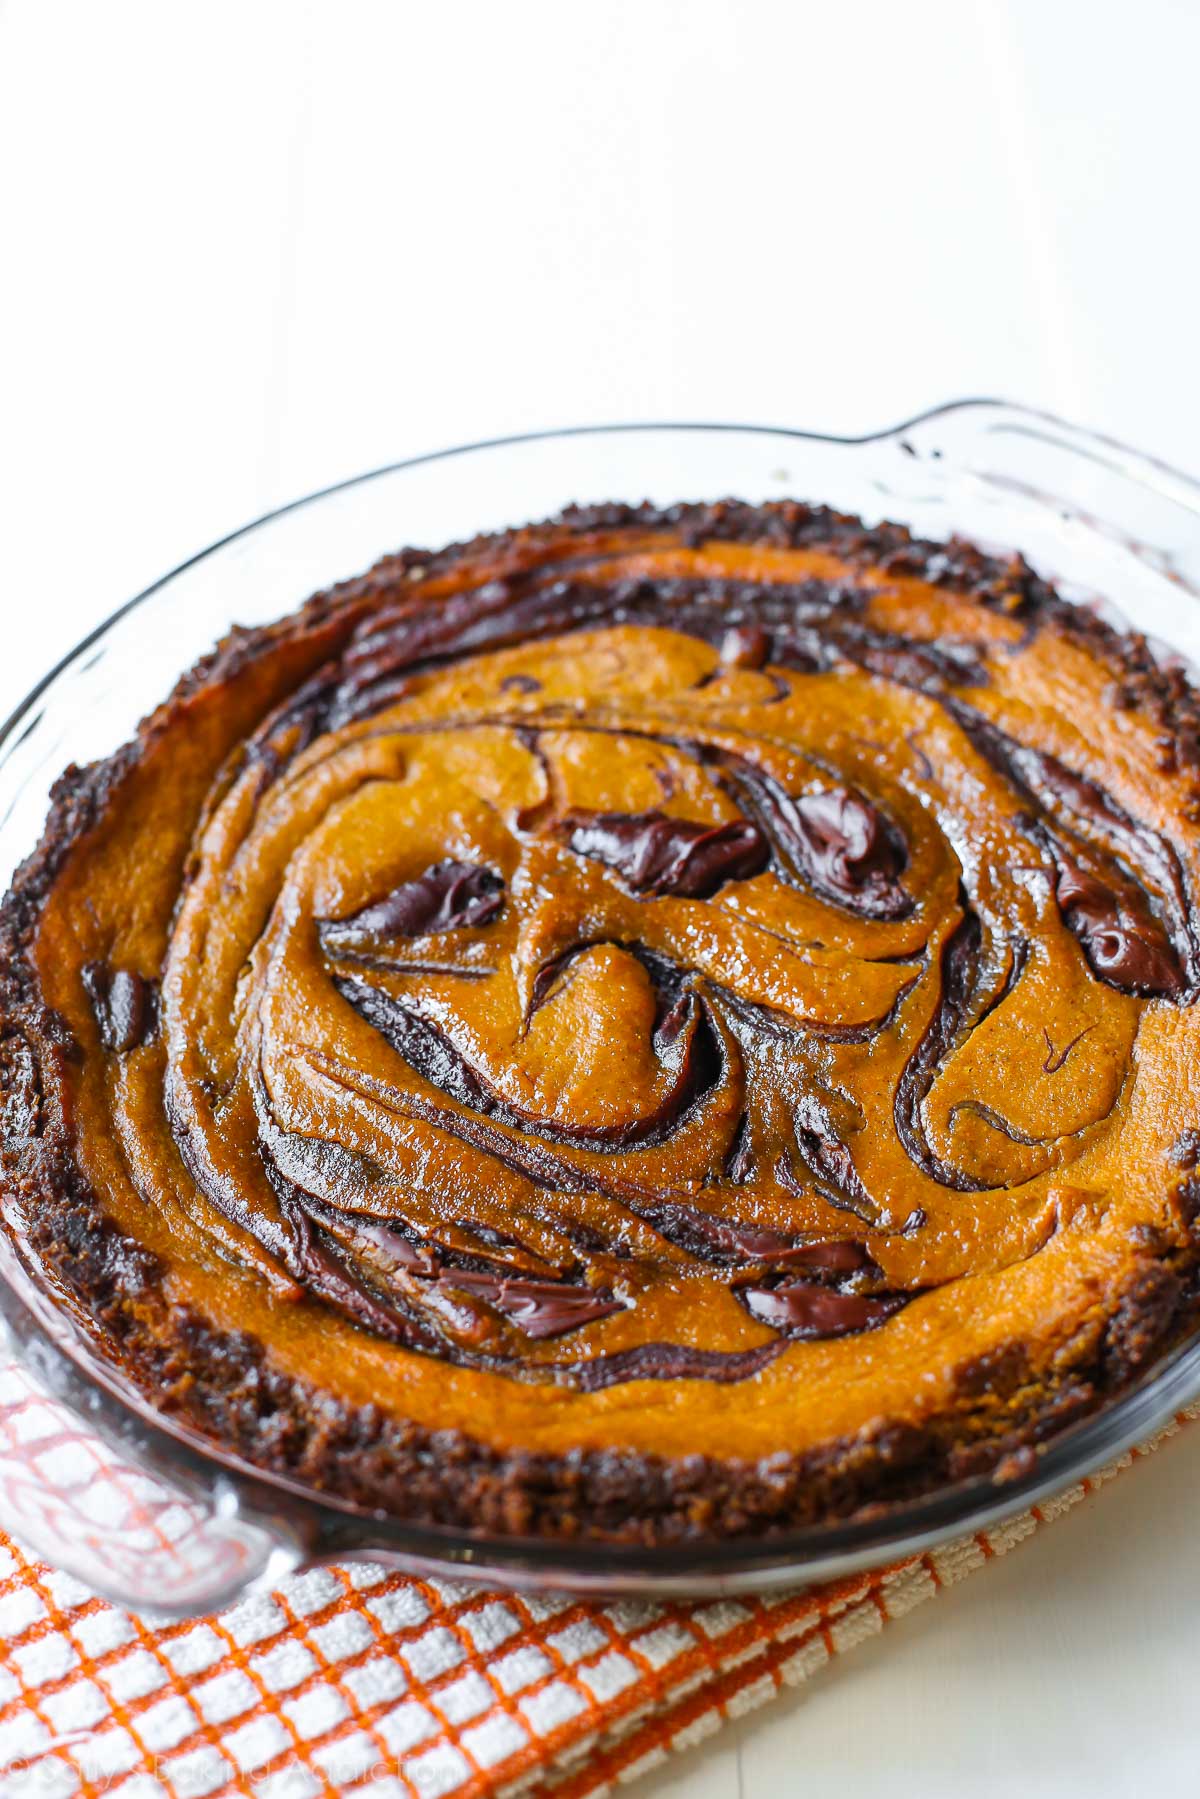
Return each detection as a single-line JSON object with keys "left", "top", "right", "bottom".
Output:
{"left": 0, "top": 1353, "right": 1193, "bottom": 1799}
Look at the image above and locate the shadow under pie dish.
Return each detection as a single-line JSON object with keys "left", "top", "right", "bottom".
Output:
{"left": 3, "top": 495, "right": 1200, "bottom": 1550}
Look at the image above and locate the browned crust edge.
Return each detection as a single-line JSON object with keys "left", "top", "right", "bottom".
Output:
{"left": 2, "top": 498, "right": 1200, "bottom": 1546}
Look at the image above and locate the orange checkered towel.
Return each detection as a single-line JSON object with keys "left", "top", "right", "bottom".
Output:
{"left": 0, "top": 1396, "right": 1195, "bottom": 1799}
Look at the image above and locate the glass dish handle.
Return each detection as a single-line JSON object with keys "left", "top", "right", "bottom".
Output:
{"left": 0, "top": 1313, "right": 302, "bottom": 1616}
{"left": 882, "top": 399, "right": 1200, "bottom": 596}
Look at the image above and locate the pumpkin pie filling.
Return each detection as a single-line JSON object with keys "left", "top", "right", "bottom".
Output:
{"left": 3, "top": 499, "right": 1200, "bottom": 1542}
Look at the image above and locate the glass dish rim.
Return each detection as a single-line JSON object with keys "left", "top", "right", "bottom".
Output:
{"left": 19, "top": 393, "right": 1200, "bottom": 745}
{"left": 5, "top": 399, "right": 1200, "bottom": 1596}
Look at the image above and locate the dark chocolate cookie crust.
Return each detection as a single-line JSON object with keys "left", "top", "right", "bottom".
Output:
{"left": 2, "top": 499, "right": 1200, "bottom": 1546}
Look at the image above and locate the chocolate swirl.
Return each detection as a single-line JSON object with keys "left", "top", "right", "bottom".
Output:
{"left": 50, "top": 508, "right": 1198, "bottom": 1406}
{"left": 560, "top": 810, "right": 769, "bottom": 899}
{"left": 320, "top": 861, "right": 505, "bottom": 948}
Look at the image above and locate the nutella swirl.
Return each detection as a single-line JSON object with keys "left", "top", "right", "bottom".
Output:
{"left": 21, "top": 503, "right": 1200, "bottom": 1442}
{"left": 49, "top": 523, "right": 1169, "bottom": 1396}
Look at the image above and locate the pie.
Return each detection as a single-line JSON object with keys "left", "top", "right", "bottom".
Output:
{"left": 3, "top": 499, "right": 1199, "bottom": 1544}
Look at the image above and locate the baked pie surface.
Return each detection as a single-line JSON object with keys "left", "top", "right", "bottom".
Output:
{"left": 3, "top": 500, "right": 1200, "bottom": 1543}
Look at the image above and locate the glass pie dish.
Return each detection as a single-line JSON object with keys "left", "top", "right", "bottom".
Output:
{"left": 2, "top": 400, "right": 1200, "bottom": 1616}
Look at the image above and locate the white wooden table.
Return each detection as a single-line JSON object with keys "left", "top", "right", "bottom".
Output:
{"left": 2, "top": 3, "right": 1198, "bottom": 1793}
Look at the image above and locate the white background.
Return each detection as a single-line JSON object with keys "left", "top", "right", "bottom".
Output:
{"left": 2, "top": 2, "right": 1200, "bottom": 1794}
